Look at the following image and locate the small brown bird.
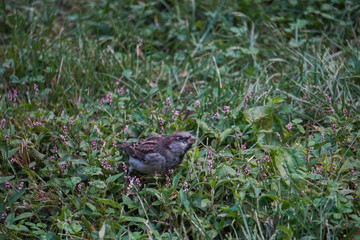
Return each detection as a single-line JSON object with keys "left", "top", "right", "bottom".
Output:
{"left": 122, "top": 132, "right": 196, "bottom": 174}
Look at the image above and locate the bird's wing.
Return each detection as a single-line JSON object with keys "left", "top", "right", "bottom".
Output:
{"left": 122, "top": 136, "right": 163, "bottom": 161}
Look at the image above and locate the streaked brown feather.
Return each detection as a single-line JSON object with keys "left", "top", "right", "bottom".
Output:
{"left": 122, "top": 136, "right": 165, "bottom": 161}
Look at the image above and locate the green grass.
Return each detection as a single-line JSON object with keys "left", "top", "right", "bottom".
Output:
{"left": 1, "top": 0, "right": 360, "bottom": 239}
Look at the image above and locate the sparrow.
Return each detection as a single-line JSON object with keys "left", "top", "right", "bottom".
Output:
{"left": 122, "top": 132, "right": 196, "bottom": 174}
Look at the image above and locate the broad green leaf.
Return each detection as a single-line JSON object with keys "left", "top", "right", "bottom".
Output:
{"left": 245, "top": 105, "right": 273, "bottom": 131}
{"left": 89, "top": 180, "right": 106, "bottom": 189}
{"left": 201, "top": 199, "right": 211, "bottom": 208}
{"left": 106, "top": 173, "right": 122, "bottom": 184}
{"left": 31, "top": 148, "right": 46, "bottom": 161}
{"left": 216, "top": 165, "right": 237, "bottom": 177}
{"left": 86, "top": 202, "right": 97, "bottom": 212}
{"left": 71, "top": 222, "right": 82, "bottom": 233}
{"left": 0, "top": 176, "right": 14, "bottom": 184}
{"left": 97, "top": 199, "right": 122, "bottom": 209}
{"left": 13, "top": 212, "right": 33, "bottom": 222}
{"left": 220, "top": 128, "right": 233, "bottom": 143}
{"left": 292, "top": 119, "right": 303, "bottom": 124}
{"left": 133, "top": 110, "right": 146, "bottom": 122}
{"left": 297, "top": 124, "right": 305, "bottom": 134}
{"left": 122, "top": 69, "right": 132, "bottom": 78}
{"left": 180, "top": 189, "right": 190, "bottom": 211}
{"left": 5, "top": 224, "right": 29, "bottom": 232}
{"left": 7, "top": 147, "right": 20, "bottom": 158}
{"left": 196, "top": 119, "right": 210, "bottom": 132}
{"left": 64, "top": 177, "right": 81, "bottom": 190}
{"left": 8, "top": 189, "right": 25, "bottom": 205}
{"left": 121, "top": 216, "right": 146, "bottom": 223}
{"left": 274, "top": 147, "right": 306, "bottom": 185}
{"left": 278, "top": 225, "right": 293, "bottom": 238}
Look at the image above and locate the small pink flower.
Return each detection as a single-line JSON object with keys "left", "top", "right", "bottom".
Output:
{"left": 1, "top": 119, "right": 6, "bottom": 129}
{"left": 116, "top": 76, "right": 123, "bottom": 85}
{"left": 244, "top": 168, "right": 250, "bottom": 175}
{"left": 124, "top": 125, "right": 129, "bottom": 133}
{"left": 33, "top": 122, "right": 42, "bottom": 126}
{"left": 242, "top": 142, "right": 247, "bottom": 152}
{"left": 5, "top": 181, "right": 10, "bottom": 189}
{"left": 63, "top": 125, "right": 68, "bottom": 132}
{"left": 9, "top": 89, "right": 17, "bottom": 102}
{"left": 207, "top": 159, "right": 213, "bottom": 173}
{"left": 276, "top": 132, "right": 282, "bottom": 142}
{"left": 18, "top": 182, "right": 24, "bottom": 190}
{"left": 119, "top": 86, "right": 124, "bottom": 94}
{"left": 101, "top": 158, "right": 107, "bottom": 169}
{"left": 106, "top": 91, "right": 112, "bottom": 105}
{"left": 165, "top": 174, "right": 171, "bottom": 188}
{"left": 135, "top": 177, "right": 141, "bottom": 187}
{"left": 69, "top": 120, "right": 73, "bottom": 125}
{"left": 92, "top": 140, "right": 97, "bottom": 150}
{"left": 309, "top": 147, "right": 313, "bottom": 155}
{"left": 166, "top": 97, "right": 171, "bottom": 106}
{"left": 77, "top": 183, "right": 82, "bottom": 192}
{"left": 172, "top": 109, "right": 179, "bottom": 120}
{"left": 287, "top": 122, "right": 292, "bottom": 130}
{"left": 224, "top": 106, "right": 230, "bottom": 114}
{"left": 94, "top": 125, "right": 100, "bottom": 133}
{"left": 244, "top": 90, "right": 253, "bottom": 109}
{"left": 208, "top": 149, "right": 214, "bottom": 159}
{"left": 325, "top": 93, "right": 332, "bottom": 103}
{"left": 196, "top": 100, "right": 200, "bottom": 108}
{"left": 211, "top": 112, "right": 219, "bottom": 120}
{"left": 183, "top": 181, "right": 189, "bottom": 192}
{"left": 127, "top": 177, "right": 134, "bottom": 191}
{"left": 8, "top": 90, "right": 13, "bottom": 102}
{"left": 1, "top": 212, "right": 7, "bottom": 219}
{"left": 122, "top": 162, "right": 128, "bottom": 173}
{"left": 34, "top": 84, "right": 39, "bottom": 95}
{"left": 158, "top": 117, "right": 164, "bottom": 126}
{"left": 330, "top": 106, "right": 335, "bottom": 115}
{"left": 60, "top": 135, "right": 67, "bottom": 145}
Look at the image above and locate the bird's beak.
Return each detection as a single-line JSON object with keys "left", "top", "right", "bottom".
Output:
{"left": 188, "top": 136, "right": 196, "bottom": 144}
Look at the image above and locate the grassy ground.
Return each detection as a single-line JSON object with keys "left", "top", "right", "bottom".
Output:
{"left": 1, "top": 0, "right": 360, "bottom": 239}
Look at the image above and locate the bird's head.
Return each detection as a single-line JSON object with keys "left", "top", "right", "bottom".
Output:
{"left": 166, "top": 132, "right": 196, "bottom": 154}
